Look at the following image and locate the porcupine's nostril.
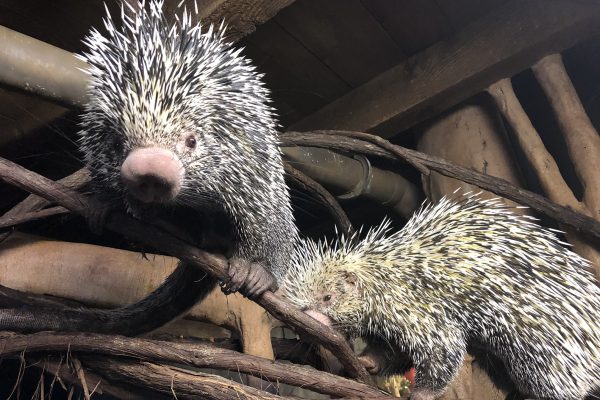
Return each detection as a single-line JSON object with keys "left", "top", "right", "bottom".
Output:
{"left": 121, "top": 147, "right": 183, "bottom": 204}
{"left": 133, "top": 175, "right": 172, "bottom": 202}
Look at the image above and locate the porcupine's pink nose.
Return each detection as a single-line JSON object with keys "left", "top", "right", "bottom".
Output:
{"left": 304, "top": 309, "right": 333, "bottom": 326}
{"left": 120, "top": 147, "right": 183, "bottom": 204}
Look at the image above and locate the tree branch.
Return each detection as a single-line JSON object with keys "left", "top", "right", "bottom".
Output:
{"left": 83, "top": 356, "right": 285, "bottom": 400}
{"left": 35, "top": 356, "right": 155, "bottom": 400}
{"left": 0, "top": 156, "right": 372, "bottom": 384}
{"left": 486, "top": 78, "right": 580, "bottom": 208}
{"left": 0, "top": 331, "right": 387, "bottom": 398}
{"left": 531, "top": 54, "right": 600, "bottom": 213}
{"left": 280, "top": 131, "right": 600, "bottom": 242}
{"left": 0, "top": 206, "right": 69, "bottom": 229}
{"left": 284, "top": 163, "right": 354, "bottom": 235}
{"left": 1, "top": 168, "right": 89, "bottom": 220}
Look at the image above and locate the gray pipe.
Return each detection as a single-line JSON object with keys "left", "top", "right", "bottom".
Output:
{"left": 0, "top": 25, "right": 88, "bottom": 107}
{"left": 283, "top": 147, "right": 421, "bottom": 218}
{"left": 0, "top": 24, "right": 423, "bottom": 217}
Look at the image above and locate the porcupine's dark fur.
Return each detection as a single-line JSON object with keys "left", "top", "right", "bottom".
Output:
{"left": 284, "top": 195, "right": 600, "bottom": 400}
{"left": 0, "top": 0, "right": 299, "bottom": 335}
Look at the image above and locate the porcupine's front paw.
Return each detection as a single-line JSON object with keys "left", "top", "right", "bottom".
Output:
{"left": 358, "top": 353, "right": 384, "bottom": 374}
{"left": 221, "top": 257, "right": 278, "bottom": 298}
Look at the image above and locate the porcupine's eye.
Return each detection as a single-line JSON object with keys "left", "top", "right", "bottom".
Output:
{"left": 185, "top": 135, "right": 197, "bottom": 149}
{"left": 322, "top": 294, "right": 333, "bottom": 304}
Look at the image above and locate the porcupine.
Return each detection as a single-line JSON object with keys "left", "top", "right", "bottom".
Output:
{"left": 283, "top": 195, "right": 600, "bottom": 400}
{"left": 0, "top": 0, "right": 299, "bottom": 334}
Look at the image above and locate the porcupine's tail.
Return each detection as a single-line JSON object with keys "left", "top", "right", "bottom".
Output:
{"left": 0, "top": 262, "right": 215, "bottom": 335}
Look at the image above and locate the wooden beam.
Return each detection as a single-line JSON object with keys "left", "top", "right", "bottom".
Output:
{"left": 289, "top": 0, "right": 600, "bottom": 137}
{"left": 190, "top": 0, "right": 295, "bottom": 41}
{"left": 0, "top": 0, "right": 293, "bottom": 141}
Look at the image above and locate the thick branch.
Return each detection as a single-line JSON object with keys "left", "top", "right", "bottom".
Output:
{"left": 0, "top": 206, "right": 69, "bottom": 229}
{"left": 0, "top": 156, "right": 371, "bottom": 383}
{"left": 486, "top": 78, "right": 580, "bottom": 208}
{"left": 532, "top": 54, "right": 600, "bottom": 212}
{"left": 0, "top": 331, "right": 386, "bottom": 398}
{"left": 284, "top": 164, "right": 354, "bottom": 235}
{"left": 36, "top": 357, "right": 155, "bottom": 400}
{"left": 487, "top": 76, "right": 600, "bottom": 276}
{"left": 83, "top": 356, "right": 283, "bottom": 400}
{"left": 280, "top": 131, "right": 600, "bottom": 242}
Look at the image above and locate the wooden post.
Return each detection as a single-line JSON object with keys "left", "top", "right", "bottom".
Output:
{"left": 487, "top": 73, "right": 600, "bottom": 278}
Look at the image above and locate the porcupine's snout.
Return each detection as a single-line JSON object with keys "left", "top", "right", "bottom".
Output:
{"left": 120, "top": 147, "right": 184, "bottom": 204}
{"left": 304, "top": 309, "right": 333, "bottom": 326}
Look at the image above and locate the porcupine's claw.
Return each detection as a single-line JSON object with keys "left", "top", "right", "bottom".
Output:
{"left": 222, "top": 257, "right": 277, "bottom": 299}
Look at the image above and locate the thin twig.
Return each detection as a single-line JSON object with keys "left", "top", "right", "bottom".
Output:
{"left": 72, "top": 358, "right": 91, "bottom": 400}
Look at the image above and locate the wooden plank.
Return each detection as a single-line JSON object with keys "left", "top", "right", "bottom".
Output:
{"left": 241, "top": 20, "right": 350, "bottom": 125}
{"left": 289, "top": 0, "right": 600, "bottom": 136}
{"left": 362, "top": 0, "right": 454, "bottom": 56}
{"left": 241, "top": 42, "right": 327, "bottom": 125}
{"left": 435, "top": 0, "right": 507, "bottom": 29}
{"left": 193, "top": 0, "right": 295, "bottom": 41}
{"left": 275, "top": 0, "right": 406, "bottom": 87}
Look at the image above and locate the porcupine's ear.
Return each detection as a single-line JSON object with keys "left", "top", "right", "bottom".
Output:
{"left": 343, "top": 271, "right": 358, "bottom": 285}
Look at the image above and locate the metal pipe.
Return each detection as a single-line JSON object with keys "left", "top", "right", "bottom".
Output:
{"left": 0, "top": 25, "right": 88, "bottom": 107}
{"left": 283, "top": 147, "right": 422, "bottom": 218}
{"left": 0, "top": 25, "right": 423, "bottom": 216}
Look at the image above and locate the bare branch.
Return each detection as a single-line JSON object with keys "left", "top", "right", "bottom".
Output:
{"left": 0, "top": 156, "right": 371, "bottom": 383}
{"left": 83, "top": 356, "right": 285, "bottom": 400}
{"left": 284, "top": 163, "right": 354, "bottom": 235}
{"left": 487, "top": 76, "right": 600, "bottom": 276}
{"left": 0, "top": 206, "right": 69, "bottom": 229}
{"left": 281, "top": 131, "right": 600, "bottom": 242}
{"left": 486, "top": 78, "right": 580, "bottom": 208}
{"left": 38, "top": 356, "right": 155, "bottom": 399}
{"left": 1, "top": 168, "right": 89, "bottom": 219}
{"left": 0, "top": 331, "right": 387, "bottom": 398}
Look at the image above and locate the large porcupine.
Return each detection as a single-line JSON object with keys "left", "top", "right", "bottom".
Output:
{"left": 283, "top": 195, "right": 600, "bottom": 400}
{"left": 0, "top": 0, "right": 298, "bottom": 334}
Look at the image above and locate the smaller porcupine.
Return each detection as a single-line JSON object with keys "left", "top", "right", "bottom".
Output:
{"left": 283, "top": 195, "right": 600, "bottom": 400}
{"left": 0, "top": 0, "right": 299, "bottom": 334}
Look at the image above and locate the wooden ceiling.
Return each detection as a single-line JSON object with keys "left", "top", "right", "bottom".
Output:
{"left": 239, "top": 0, "right": 506, "bottom": 127}
{"left": 0, "top": 0, "right": 507, "bottom": 148}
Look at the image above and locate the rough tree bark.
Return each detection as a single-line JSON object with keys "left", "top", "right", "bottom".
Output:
{"left": 0, "top": 331, "right": 386, "bottom": 398}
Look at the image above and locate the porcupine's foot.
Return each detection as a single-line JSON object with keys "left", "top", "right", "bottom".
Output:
{"left": 221, "top": 257, "right": 277, "bottom": 298}
{"left": 359, "top": 336, "right": 413, "bottom": 376}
